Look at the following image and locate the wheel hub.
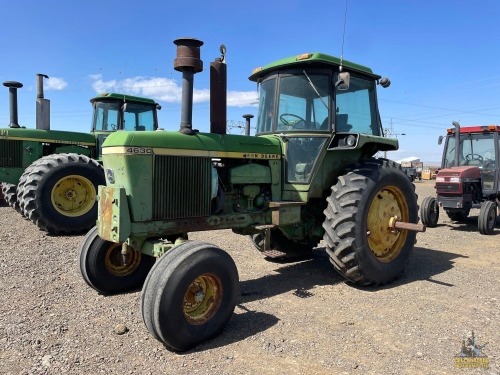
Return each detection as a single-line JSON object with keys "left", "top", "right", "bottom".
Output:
{"left": 51, "top": 175, "right": 96, "bottom": 217}
{"left": 104, "top": 244, "right": 142, "bottom": 276}
{"left": 183, "top": 274, "right": 222, "bottom": 325}
{"left": 367, "top": 187, "right": 409, "bottom": 262}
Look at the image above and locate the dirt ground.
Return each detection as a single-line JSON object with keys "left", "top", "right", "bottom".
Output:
{"left": 0, "top": 179, "right": 498, "bottom": 375}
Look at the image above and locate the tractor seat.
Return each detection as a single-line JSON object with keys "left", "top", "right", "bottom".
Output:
{"left": 335, "top": 114, "right": 352, "bottom": 132}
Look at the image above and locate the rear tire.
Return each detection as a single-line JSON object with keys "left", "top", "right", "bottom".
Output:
{"left": 141, "top": 241, "right": 239, "bottom": 351}
{"left": 1, "top": 183, "right": 17, "bottom": 208}
{"left": 79, "top": 226, "right": 156, "bottom": 294}
{"left": 322, "top": 159, "right": 418, "bottom": 286}
{"left": 15, "top": 157, "right": 51, "bottom": 216}
{"left": 420, "top": 196, "right": 439, "bottom": 227}
{"left": 20, "top": 153, "right": 105, "bottom": 235}
{"left": 478, "top": 201, "right": 497, "bottom": 235}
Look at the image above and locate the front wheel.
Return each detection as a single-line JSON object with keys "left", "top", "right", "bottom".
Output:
{"left": 420, "top": 196, "right": 439, "bottom": 227}
{"left": 141, "top": 241, "right": 239, "bottom": 352}
{"left": 79, "top": 227, "right": 156, "bottom": 295}
{"left": 322, "top": 159, "right": 419, "bottom": 286}
{"left": 478, "top": 201, "right": 497, "bottom": 235}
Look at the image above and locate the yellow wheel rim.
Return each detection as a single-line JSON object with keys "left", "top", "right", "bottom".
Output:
{"left": 51, "top": 175, "right": 96, "bottom": 217}
{"left": 183, "top": 274, "right": 222, "bottom": 325}
{"left": 104, "top": 243, "right": 142, "bottom": 276}
{"left": 367, "top": 186, "right": 409, "bottom": 263}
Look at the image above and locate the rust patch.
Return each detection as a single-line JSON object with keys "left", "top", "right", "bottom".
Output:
{"left": 98, "top": 186, "right": 115, "bottom": 241}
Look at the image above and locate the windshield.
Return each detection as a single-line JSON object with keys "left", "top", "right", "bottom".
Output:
{"left": 443, "top": 133, "right": 496, "bottom": 168}
{"left": 256, "top": 73, "right": 330, "bottom": 134}
{"left": 93, "top": 101, "right": 157, "bottom": 132}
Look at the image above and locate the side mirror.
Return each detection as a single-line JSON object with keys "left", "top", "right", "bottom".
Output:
{"left": 379, "top": 77, "right": 391, "bottom": 88}
{"left": 335, "top": 72, "right": 350, "bottom": 91}
{"left": 438, "top": 135, "right": 443, "bottom": 145}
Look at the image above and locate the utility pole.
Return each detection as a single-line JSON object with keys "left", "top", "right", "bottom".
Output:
{"left": 383, "top": 119, "right": 405, "bottom": 159}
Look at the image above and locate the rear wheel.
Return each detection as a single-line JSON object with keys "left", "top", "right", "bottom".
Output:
{"left": 420, "top": 196, "right": 439, "bottom": 227}
{"left": 141, "top": 241, "right": 239, "bottom": 352}
{"left": 478, "top": 201, "right": 497, "bottom": 235}
{"left": 15, "top": 158, "right": 49, "bottom": 216}
{"left": 79, "top": 227, "right": 156, "bottom": 294}
{"left": 1, "top": 183, "right": 17, "bottom": 208}
{"left": 322, "top": 159, "right": 418, "bottom": 286}
{"left": 20, "top": 153, "right": 105, "bottom": 235}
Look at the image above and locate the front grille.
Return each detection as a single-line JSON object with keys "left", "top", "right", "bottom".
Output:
{"left": 0, "top": 139, "right": 23, "bottom": 167}
{"left": 436, "top": 183, "right": 460, "bottom": 194}
{"left": 153, "top": 155, "right": 212, "bottom": 219}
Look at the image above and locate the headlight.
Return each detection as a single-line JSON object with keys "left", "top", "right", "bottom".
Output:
{"left": 436, "top": 176, "right": 445, "bottom": 182}
{"left": 345, "top": 135, "right": 357, "bottom": 147}
{"left": 450, "top": 177, "right": 461, "bottom": 183}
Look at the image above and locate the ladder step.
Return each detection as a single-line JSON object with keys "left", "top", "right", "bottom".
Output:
{"left": 261, "top": 249, "right": 288, "bottom": 259}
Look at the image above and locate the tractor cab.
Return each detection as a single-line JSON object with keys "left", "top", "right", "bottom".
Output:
{"left": 90, "top": 93, "right": 160, "bottom": 132}
{"left": 250, "top": 54, "right": 389, "bottom": 186}
{"left": 90, "top": 93, "right": 161, "bottom": 158}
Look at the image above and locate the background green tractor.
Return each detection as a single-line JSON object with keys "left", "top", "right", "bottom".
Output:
{"left": 79, "top": 38, "right": 425, "bottom": 351}
{"left": 0, "top": 76, "right": 160, "bottom": 234}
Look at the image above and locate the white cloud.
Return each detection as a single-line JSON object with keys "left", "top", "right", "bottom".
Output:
{"left": 89, "top": 75, "right": 256, "bottom": 107}
{"left": 44, "top": 77, "right": 67, "bottom": 90}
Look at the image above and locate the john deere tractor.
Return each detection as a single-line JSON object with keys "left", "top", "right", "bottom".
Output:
{"left": 0, "top": 76, "right": 160, "bottom": 234}
{"left": 79, "top": 38, "right": 424, "bottom": 351}
{"left": 420, "top": 121, "right": 499, "bottom": 234}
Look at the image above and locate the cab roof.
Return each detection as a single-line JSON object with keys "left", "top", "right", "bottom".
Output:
{"left": 249, "top": 52, "right": 381, "bottom": 82}
{"left": 90, "top": 92, "right": 157, "bottom": 105}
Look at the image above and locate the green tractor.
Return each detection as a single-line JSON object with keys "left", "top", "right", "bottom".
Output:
{"left": 0, "top": 75, "right": 160, "bottom": 234}
{"left": 79, "top": 38, "right": 425, "bottom": 351}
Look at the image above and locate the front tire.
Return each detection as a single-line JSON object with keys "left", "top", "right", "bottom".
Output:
{"left": 79, "top": 227, "right": 156, "bottom": 294}
{"left": 478, "top": 201, "right": 497, "bottom": 235}
{"left": 420, "top": 196, "right": 439, "bottom": 227}
{"left": 141, "top": 241, "right": 239, "bottom": 352}
{"left": 322, "top": 159, "right": 418, "bottom": 286}
{"left": 20, "top": 153, "right": 105, "bottom": 235}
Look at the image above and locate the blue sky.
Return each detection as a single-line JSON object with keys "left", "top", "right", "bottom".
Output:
{"left": 1, "top": 0, "right": 500, "bottom": 164}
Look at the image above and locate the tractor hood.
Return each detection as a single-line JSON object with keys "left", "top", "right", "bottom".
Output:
{"left": 0, "top": 127, "right": 95, "bottom": 146}
{"left": 436, "top": 166, "right": 481, "bottom": 180}
{"left": 101, "top": 131, "right": 282, "bottom": 157}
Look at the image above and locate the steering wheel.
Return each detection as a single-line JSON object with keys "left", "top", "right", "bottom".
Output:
{"left": 465, "top": 153, "right": 483, "bottom": 162}
{"left": 280, "top": 113, "right": 306, "bottom": 128}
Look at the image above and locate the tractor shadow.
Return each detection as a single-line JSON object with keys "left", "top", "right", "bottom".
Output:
{"left": 239, "top": 249, "right": 341, "bottom": 303}
{"left": 356, "top": 246, "right": 467, "bottom": 291}
{"left": 439, "top": 215, "right": 500, "bottom": 235}
{"left": 191, "top": 250, "right": 339, "bottom": 352}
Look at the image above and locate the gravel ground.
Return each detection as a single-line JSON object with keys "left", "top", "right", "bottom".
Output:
{"left": 0, "top": 180, "right": 499, "bottom": 375}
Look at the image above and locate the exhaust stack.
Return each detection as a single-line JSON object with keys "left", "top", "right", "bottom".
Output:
{"left": 243, "top": 114, "right": 254, "bottom": 136}
{"left": 36, "top": 74, "right": 50, "bottom": 130}
{"left": 173, "top": 38, "right": 203, "bottom": 135}
{"left": 3, "top": 81, "right": 23, "bottom": 128}
{"left": 210, "top": 45, "right": 227, "bottom": 135}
